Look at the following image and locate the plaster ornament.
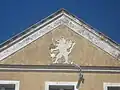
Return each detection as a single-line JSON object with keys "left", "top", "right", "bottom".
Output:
{"left": 49, "top": 37, "right": 75, "bottom": 64}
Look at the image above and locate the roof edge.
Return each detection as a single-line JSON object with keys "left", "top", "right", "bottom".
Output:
{"left": 0, "top": 8, "right": 119, "bottom": 51}
{"left": 0, "top": 8, "right": 120, "bottom": 50}
{"left": 0, "top": 9, "right": 65, "bottom": 50}
{"left": 0, "top": 8, "right": 120, "bottom": 61}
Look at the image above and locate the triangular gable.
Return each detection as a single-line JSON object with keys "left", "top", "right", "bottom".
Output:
{"left": 0, "top": 9, "right": 120, "bottom": 61}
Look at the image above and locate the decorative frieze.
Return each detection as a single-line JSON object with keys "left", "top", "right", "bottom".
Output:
{"left": 0, "top": 11, "right": 120, "bottom": 61}
{"left": 61, "top": 15, "right": 120, "bottom": 60}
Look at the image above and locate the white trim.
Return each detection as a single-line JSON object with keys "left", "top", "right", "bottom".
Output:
{"left": 0, "top": 15, "right": 64, "bottom": 61}
{"left": 62, "top": 15, "right": 120, "bottom": 60}
{"left": 0, "top": 11, "right": 120, "bottom": 61}
{"left": 104, "top": 83, "right": 120, "bottom": 90}
{"left": 0, "top": 80, "right": 20, "bottom": 90}
{"left": 1, "top": 67, "right": 120, "bottom": 73}
{"left": 45, "top": 81, "right": 78, "bottom": 90}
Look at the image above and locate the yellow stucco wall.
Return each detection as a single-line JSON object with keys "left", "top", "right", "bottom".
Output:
{"left": 0, "top": 72, "right": 120, "bottom": 90}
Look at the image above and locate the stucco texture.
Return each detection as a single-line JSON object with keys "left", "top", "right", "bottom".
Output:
{"left": 0, "top": 72, "right": 120, "bottom": 90}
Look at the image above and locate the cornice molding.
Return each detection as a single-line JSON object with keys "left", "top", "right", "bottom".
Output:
{"left": 0, "top": 65, "right": 120, "bottom": 73}
{"left": 0, "top": 9, "right": 120, "bottom": 61}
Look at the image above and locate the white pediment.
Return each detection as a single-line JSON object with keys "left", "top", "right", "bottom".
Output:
{"left": 0, "top": 9, "right": 120, "bottom": 61}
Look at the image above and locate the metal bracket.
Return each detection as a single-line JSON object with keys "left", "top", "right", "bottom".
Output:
{"left": 71, "top": 63, "right": 84, "bottom": 89}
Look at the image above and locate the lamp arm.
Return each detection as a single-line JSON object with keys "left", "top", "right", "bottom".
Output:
{"left": 71, "top": 63, "right": 84, "bottom": 89}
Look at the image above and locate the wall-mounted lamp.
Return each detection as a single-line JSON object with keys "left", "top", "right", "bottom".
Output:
{"left": 71, "top": 63, "right": 84, "bottom": 89}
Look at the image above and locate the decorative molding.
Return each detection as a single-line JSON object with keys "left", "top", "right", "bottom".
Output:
{"left": 104, "top": 83, "right": 120, "bottom": 90}
{"left": 61, "top": 15, "right": 120, "bottom": 60}
{"left": 49, "top": 37, "right": 75, "bottom": 64}
{"left": 45, "top": 82, "right": 78, "bottom": 90}
{"left": 0, "top": 10, "right": 120, "bottom": 61}
{"left": 0, "top": 67, "right": 120, "bottom": 73}
{"left": 0, "top": 65, "right": 120, "bottom": 73}
{"left": 0, "top": 80, "right": 20, "bottom": 90}
{"left": 0, "top": 15, "right": 64, "bottom": 61}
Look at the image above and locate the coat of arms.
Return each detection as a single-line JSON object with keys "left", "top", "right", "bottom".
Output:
{"left": 49, "top": 37, "right": 75, "bottom": 64}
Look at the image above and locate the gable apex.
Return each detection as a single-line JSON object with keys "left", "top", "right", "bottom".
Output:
{"left": 0, "top": 8, "right": 120, "bottom": 61}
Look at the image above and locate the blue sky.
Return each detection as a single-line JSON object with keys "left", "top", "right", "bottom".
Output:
{"left": 0, "top": 0, "right": 120, "bottom": 44}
